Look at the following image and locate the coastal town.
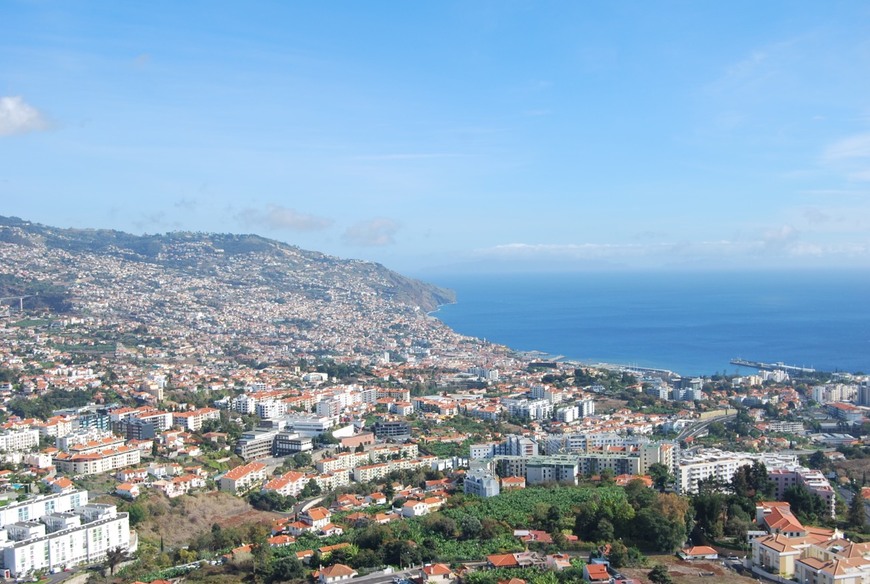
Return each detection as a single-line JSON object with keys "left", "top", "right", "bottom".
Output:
{"left": 1, "top": 219, "right": 870, "bottom": 584}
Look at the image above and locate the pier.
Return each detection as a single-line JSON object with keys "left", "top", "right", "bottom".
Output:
{"left": 730, "top": 358, "right": 815, "bottom": 374}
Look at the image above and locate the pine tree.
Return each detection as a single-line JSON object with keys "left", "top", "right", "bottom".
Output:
{"left": 848, "top": 492, "right": 866, "bottom": 530}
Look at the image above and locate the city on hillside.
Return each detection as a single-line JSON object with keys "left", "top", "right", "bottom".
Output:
{"left": 0, "top": 223, "right": 869, "bottom": 584}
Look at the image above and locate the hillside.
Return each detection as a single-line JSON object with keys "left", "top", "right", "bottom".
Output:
{"left": 0, "top": 215, "right": 457, "bottom": 360}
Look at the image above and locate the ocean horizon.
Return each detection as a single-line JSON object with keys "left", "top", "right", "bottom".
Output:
{"left": 427, "top": 270, "right": 870, "bottom": 377}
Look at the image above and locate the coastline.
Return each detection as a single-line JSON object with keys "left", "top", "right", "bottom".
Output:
{"left": 427, "top": 271, "right": 870, "bottom": 377}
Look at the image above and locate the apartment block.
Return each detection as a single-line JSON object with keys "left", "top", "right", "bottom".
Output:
{"left": 218, "top": 462, "right": 267, "bottom": 494}
{"left": 172, "top": 408, "right": 220, "bottom": 431}
{"left": 262, "top": 471, "right": 309, "bottom": 498}
{"left": 0, "top": 502, "right": 134, "bottom": 578}
{"left": 0, "top": 429, "right": 39, "bottom": 453}
{"left": 54, "top": 445, "right": 142, "bottom": 476}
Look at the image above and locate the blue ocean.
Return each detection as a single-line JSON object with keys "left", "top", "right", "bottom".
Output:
{"left": 428, "top": 271, "right": 870, "bottom": 377}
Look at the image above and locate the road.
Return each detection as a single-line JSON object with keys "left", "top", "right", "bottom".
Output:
{"left": 351, "top": 566, "right": 419, "bottom": 584}
{"left": 677, "top": 413, "right": 736, "bottom": 443}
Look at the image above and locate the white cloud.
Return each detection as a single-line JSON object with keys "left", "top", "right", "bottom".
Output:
{"left": 473, "top": 233, "right": 870, "bottom": 265}
{"left": 762, "top": 224, "right": 798, "bottom": 244}
{"left": 822, "top": 133, "right": 870, "bottom": 181}
{"left": 350, "top": 153, "right": 459, "bottom": 161}
{"left": 824, "top": 134, "right": 870, "bottom": 162}
{"left": 0, "top": 96, "right": 49, "bottom": 136}
{"left": 342, "top": 218, "right": 399, "bottom": 247}
{"left": 237, "top": 205, "right": 333, "bottom": 232}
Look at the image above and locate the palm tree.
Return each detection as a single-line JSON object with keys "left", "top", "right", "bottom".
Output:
{"left": 105, "top": 546, "right": 127, "bottom": 576}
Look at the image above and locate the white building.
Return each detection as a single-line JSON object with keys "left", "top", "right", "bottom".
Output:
{"left": 262, "top": 471, "right": 309, "bottom": 498}
{"left": 0, "top": 429, "right": 40, "bottom": 453}
{"left": 256, "top": 400, "right": 286, "bottom": 420}
{"left": 677, "top": 449, "right": 833, "bottom": 512}
{"left": 285, "top": 414, "right": 336, "bottom": 436}
{"left": 470, "top": 435, "right": 539, "bottom": 460}
{"left": 0, "top": 502, "right": 135, "bottom": 578}
{"left": 53, "top": 445, "right": 142, "bottom": 476}
{"left": 0, "top": 491, "right": 88, "bottom": 528}
{"left": 172, "top": 408, "right": 220, "bottom": 431}
{"left": 554, "top": 406, "right": 578, "bottom": 424}
{"left": 464, "top": 469, "right": 500, "bottom": 498}
{"left": 56, "top": 428, "right": 117, "bottom": 452}
{"left": 578, "top": 399, "right": 596, "bottom": 417}
{"left": 218, "top": 462, "right": 268, "bottom": 494}
{"left": 503, "top": 398, "right": 553, "bottom": 421}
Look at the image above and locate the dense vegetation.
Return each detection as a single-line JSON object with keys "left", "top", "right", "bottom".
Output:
{"left": 7, "top": 388, "right": 97, "bottom": 419}
{"left": 0, "top": 273, "right": 73, "bottom": 314}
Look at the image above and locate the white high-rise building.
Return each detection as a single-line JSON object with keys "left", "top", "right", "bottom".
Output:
{"left": 0, "top": 492, "right": 136, "bottom": 578}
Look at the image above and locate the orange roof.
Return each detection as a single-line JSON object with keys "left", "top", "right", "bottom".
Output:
{"left": 501, "top": 476, "right": 525, "bottom": 484}
{"left": 585, "top": 564, "right": 610, "bottom": 580}
{"left": 488, "top": 554, "right": 519, "bottom": 567}
{"left": 305, "top": 507, "right": 330, "bottom": 520}
{"left": 319, "top": 564, "right": 357, "bottom": 578}
{"left": 268, "top": 535, "right": 295, "bottom": 546}
{"left": 683, "top": 546, "right": 718, "bottom": 556}
{"left": 223, "top": 461, "right": 266, "bottom": 480}
{"left": 423, "top": 564, "right": 453, "bottom": 576}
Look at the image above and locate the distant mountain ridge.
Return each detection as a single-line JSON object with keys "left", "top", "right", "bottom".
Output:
{"left": 0, "top": 215, "right": 455, "bottom": 316}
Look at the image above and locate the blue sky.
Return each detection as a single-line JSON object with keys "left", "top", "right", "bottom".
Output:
{"left": 2, "top": 1, "right": 870, "bottom": 273}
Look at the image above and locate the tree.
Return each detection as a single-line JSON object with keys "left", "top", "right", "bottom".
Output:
{"left": 649, "top": 463, "right": 673, "bottom": 491}
{"left": 459, "top": 514, "right": 482, "bottom": 540}
{"left": 424, "top": 514, "right": 457, "bottom": 538}
{"left": 808, "top": 450, "right": 828, "bottom": 470}
{"left": 104, "top": 546, "right": 127, "bottom": 576}
{"left": 608, "top": 540, "right": 629, "bottom": 568}
{"left": 692, "top": 491, "right": 726, "bottom": 539}
{"left": 593, "top": 518, "right": 615, "bottom": 542}
{"left": 383, "top": 481, "right": 395, "bottom": 501}
{"left": 624, "top": 478, "right": 656, "bottom": 510}
{"left": 730, "top": 462, "right": 774, "bottom": 500}
{"left": 383, "top": 539, "right": 421, "bottom": 568}
{"left": 293, "top": 452, "right": 313, "bottom": 468}
{"left": 211, "top": 523, "right": 230, "bottom": 551}
{"left": 648, "top": 564, "right": 673, "bottom": 584}
{"left": 634, "top": 493, "right": 691, "bottom": 552}
{"left": 249, "top": 490, "right": 294, "bottom": 512}
{"left": 250, "top": 525, "right": 272, "bottom": 579}
{"left": 848, "top": 492, "right": 866, "bottom": 530}
{"left": 530, "top": 571, "right": 559, "bottom": 584}
{"left": 783, "top": 485, "right": 827, "bottom": 523}
{"left": 266, "top": 554, "right": 304, "bottom": 583}
{"left": 300, "top": 480, "right": 321, "bottom": 498}
{"left": 127, "top": 503, "right": 146, "bottom": 526}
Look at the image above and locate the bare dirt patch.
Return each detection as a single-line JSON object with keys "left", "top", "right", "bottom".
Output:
{"left": 621, "top": 555, "right": 758, "bottom": 584}
{"left": 135, "top": 491, "right": 281, "bottom": 549}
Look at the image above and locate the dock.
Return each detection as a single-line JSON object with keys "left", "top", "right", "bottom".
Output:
{"left": 730, "top": 358, "right": 815, "bottom": 374}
